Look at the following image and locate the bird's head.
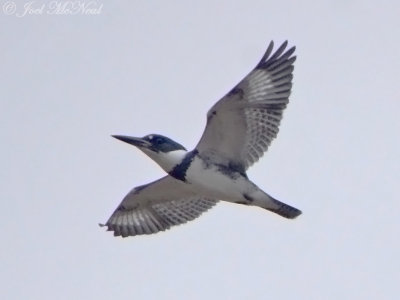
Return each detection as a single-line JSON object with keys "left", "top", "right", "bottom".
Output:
{"left": 112, "top": 134, "right": 187, "bottom": 173}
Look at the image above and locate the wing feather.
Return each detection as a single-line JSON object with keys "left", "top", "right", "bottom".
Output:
{"left": 101, "top": 176, "right": 218, "bottom": 237}
{"left": 196, "top": 41, "right": 296, "bottom": 170}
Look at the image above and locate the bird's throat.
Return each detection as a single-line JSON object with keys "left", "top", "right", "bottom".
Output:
{"left": 143, "top": 148, "right": 188, "bottom": 174}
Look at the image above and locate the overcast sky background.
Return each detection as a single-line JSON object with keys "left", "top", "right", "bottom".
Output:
{"left": 1, "top": 1, "right": 399, "bottom": 299}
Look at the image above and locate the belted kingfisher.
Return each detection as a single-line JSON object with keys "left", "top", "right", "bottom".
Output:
{"left": 101, "top": 41, "right": 301, "bottom": 237}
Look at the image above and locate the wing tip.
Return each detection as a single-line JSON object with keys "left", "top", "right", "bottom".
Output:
{"left": 257, "top": 40, "right": 296, "bottom": 69}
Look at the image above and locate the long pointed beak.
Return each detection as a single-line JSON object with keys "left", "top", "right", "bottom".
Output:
{"left": 111, "top": 135, "right": 151, "bottom": 148}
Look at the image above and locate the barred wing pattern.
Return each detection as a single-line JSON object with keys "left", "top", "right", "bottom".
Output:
{"left": 101, "top": 176, "right": 218, "bottom": 237}
{"left": 196, "top": 41, "right": 296, "bottom": 170}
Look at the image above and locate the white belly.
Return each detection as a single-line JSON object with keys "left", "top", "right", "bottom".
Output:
{"left": 185, "top": 157, "right": 256, "bottom": 202}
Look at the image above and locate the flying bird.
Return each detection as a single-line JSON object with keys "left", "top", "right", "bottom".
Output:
{"left": 101, "top": 41, "right": 301, "bottom": 237}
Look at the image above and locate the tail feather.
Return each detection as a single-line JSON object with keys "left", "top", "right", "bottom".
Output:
{"left": 265, "top": 196, "right": 302, "bottom": 219}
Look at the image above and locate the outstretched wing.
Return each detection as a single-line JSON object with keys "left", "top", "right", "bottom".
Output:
{"left": 100, "top": 176, "right": 218, "bottom": 237}
{"left": 196, "top": 41, "right": 296, "bottom": 171}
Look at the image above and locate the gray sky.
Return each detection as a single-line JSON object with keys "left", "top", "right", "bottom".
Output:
{"left": 1, "top": 1, "right": 399, "bottom": 299}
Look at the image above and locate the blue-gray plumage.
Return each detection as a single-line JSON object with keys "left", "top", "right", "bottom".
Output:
{"left": 101, "top": 41, "right": 302, "bottom": 237}
{"left": 169, "top": 150, "right": 198, "bottom": 182}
